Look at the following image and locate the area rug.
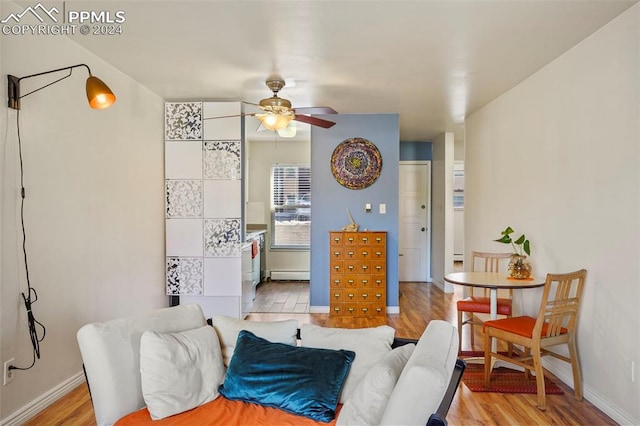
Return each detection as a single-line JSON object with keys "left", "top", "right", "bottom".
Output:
{"left": 459, "top": 352, "right": 564, "bottom": 395}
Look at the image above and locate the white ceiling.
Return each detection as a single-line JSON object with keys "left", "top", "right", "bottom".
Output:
{"left": 63, "top": 0, "right": 636, "bottom": 142}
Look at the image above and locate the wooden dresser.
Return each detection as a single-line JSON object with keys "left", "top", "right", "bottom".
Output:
{"left": 329, "top": 231, "right": 386, "bottom": 317}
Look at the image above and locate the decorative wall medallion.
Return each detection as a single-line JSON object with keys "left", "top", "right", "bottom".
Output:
{"left": 331, "top": 138, "right": 382, "bottom": 190}
{"left": 166, "top": 180, "right": 203, "bottom": 218}
{"left": 204, "top": 218, "right": 241, "bottom": 257}
{"left": 204, "top": 141, "right": 241, "bottom": 179}
{"left": 165, "top": 102, "right": 202, "bottom": 140}
{"left": 166, "top": 257, "right": 203, "bottom": 295}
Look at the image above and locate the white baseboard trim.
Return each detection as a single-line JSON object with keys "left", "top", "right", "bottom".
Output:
{"left": 0, "top": 371, "right": 85, "bottom": 426}
{"left": 543, "top": 358, "right": 638, "bottom": 425}
{"left": 270, "top": 270, "right": 310, "bottom": 281}
{"left": 387, "top": 306, "right": 400, "bottom": 314}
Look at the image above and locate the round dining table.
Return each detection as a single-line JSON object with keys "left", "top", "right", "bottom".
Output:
{"left": 444, "top": 271, "right": 546, "bottom": 369}
{"left": 444, "top": 271, "right": 546, "bottom": 321}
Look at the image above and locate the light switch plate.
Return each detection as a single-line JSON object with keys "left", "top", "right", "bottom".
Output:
{"left": 379, "top": 203, "right": 386, "bottom": 214}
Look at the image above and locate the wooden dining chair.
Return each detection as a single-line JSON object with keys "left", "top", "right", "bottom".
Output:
{"left": 456, "top": 251, "right": 512, "bottom": 352}
{"left": 483, "top": 269, "right": 587, "bottom": 410}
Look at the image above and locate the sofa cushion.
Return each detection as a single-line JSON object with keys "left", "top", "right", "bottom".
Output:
{"left": 300, "top": 323, "right": 395, "bottom": 403}
{"left": 379, "top": 320, "right": 458, "bottom": 426}
{"left": 139, "top": 325, "right": 225, "bottom": 420}
{"left": 337, "top": 343, "right": 415, "bottom": 426}
{"left": 211, "top": 315, "right": 298, "bottom": 366}
{"left": 77, "top": 304, "right": 207, "bottom": 426}
{"left": 219, "top": 330, "right": 355, "bottom": 422}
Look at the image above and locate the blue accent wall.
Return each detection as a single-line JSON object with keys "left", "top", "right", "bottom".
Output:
{"left": 400, "top": 141, "right": 432, "bottom": 160}
{"left": 310, "top": 114, "right": 400, "bottom": 308}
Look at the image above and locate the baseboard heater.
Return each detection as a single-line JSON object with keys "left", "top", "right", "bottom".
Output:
{"left": 269, "top": 270, "right": 310, "bottom": 281}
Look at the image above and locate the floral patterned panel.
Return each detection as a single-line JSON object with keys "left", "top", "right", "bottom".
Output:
{"left": 166, "top": 180, "right": 203, "bottom": 218}
{"left": 165, "top": 102, "right": 202, "bottom": 140}
{"left": 204, "top": 218, "right": 241, "bottom": 257}
{"left": 204, "top": 141, "right": 241, "bottom": 179}
{"left": 166, "top": 257, "right": 203, "bottom": 295}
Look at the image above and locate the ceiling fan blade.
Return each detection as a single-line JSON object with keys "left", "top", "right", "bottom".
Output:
{"left": 202, "top": 113, "right": 257, "bottom": 120}
{"left": 294, "top": 114, "right": 336, "bottom": 129}
{"left": 293, "top": 106, "right": 338, "bottom": 114}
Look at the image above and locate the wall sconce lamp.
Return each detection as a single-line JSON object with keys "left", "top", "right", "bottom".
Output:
{"left": 7, "top": 63, "right": 116, "bottom": 110}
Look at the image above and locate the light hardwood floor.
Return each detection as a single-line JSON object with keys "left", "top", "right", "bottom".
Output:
{"left": 24, "top": 282, "right": 615, "bottom": 426}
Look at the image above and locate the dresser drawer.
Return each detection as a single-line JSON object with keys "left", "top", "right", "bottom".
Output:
{"left": 330, "top": 232, "right": 344, "bottom": 246}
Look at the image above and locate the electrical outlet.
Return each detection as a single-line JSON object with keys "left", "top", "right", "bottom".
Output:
{"left": 3, "top": 359, "right": 15, "bottom": 385}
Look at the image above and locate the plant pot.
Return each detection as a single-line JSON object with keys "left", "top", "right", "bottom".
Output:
{"left": 508, "top": 254, "right": 532, "bottom": 279}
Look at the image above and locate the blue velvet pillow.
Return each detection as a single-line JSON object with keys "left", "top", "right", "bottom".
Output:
{"left": 219, "top": 330, "right": 355, "bottom": 422}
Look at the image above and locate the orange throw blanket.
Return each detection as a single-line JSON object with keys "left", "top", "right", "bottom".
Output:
{"left": 116, "top": 397, "right": 341, "bottom": 426}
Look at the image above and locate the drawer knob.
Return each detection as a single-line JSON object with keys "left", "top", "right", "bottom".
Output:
{"left": 334, "top": 293, "right": 340, "bottom": 299}
{"left": 362, "top": 265, "right": 368, "bottom": 270}
{"left": 334, "top": 280, "right": 340, "bottom": 284}
{"left": 348, "top": 293, "right": 355, "bottom": 299}
{"left": 362, "top": 251, "right": 368, "bottom": 257}
{"left": 376, "top": 251, "right": 382, "bottom": 257}
{"left": 376, "top": 238, "right": 382, "bottom": 242}
{"left": 348, "top": 265, "right": 354, "bottom": 270}
{"left": 334, "top": 251, "right": 340, "bottom": 257}
{"left": 334, "top": 237, "right": 340, "bottom": 242}
{"left": 376, "top": 265, "right": 382, "bottom": 271}
{"left": 348, "top": 237, "right": 354, "bottom": 242}
{"left": 334, "top": 307, "right": 340, "bottom": 312}
{"left": 361, "top": 279, "right": 368, "bottom": 284}
{"left": 362, "top": 293, "right": 368, "bottom": 299}
{"left": 376, "top": 307, "right": 382, "bottom": 313}
{"left": 348, "top": 279, "right": 355, "bottom": 284}
{"left": 362, "top": 307, "right": 368, "bottom": 313}
{"left": 348, "top": 251, "right": 354, "bottom": 257}
{"left": 376, "top": 280, "right": 382, "bottom": 284}
{"left": 334, "top": 265, "right": 340, "bottom": 271}
{"left": 362, "top": 237, "right": 368, "bottom": 243}
{"left": 348, "top": 307, "right": 355, "bottom": 312}
{"left": 376, "top": 293, "right": 382, "bottom": 299}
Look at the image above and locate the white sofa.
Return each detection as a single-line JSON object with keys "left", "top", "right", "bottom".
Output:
{"left": 77, "top": 304, "right": 463, "bottom": 426}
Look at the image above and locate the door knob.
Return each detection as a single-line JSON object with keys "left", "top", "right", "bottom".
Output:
{"left": 421, "top": 227, "right": 426, "bottom": 232}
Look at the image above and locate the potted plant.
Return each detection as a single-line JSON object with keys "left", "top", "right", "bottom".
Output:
{"left": 494, "top": 226, "right": 532, "bottom": 279}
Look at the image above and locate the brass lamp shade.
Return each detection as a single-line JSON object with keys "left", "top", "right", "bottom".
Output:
{"left": 86, "top": 75, "right": 116, "bottom": 109}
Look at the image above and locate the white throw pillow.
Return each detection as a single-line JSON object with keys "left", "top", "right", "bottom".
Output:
{"left": 300, "top": 323, "right": 395, "bottom": 403}
{"left": 337, "top": 343, "right": 415, "bottom": 426}
{"left": 140, "top": 325, "right": 225, "bottom": 420}
{"left": 210, "top": 315, "right": 298, "bottom": 366}
{"left": 379, "top": 320, "right": 458, "bottom": 426}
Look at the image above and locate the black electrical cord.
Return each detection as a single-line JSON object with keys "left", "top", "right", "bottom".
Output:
{"left": 10, "top": 108, "right": 46, "bottom": 372}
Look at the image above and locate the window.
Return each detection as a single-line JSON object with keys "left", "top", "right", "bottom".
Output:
{"left": 271, "top": 165, "right": 311, "bottom": 249}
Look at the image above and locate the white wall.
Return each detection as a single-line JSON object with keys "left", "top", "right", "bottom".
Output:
{"left": 430, "top": 132, "right": 454, "bottom": 292}
{"left": 247, "top": 138, "right": 310, "bottom": 274}
{"left": 465, "top": 4, "right": 639, "bottom": 424}
{"left": 0, "top": 1, "right": 167, "bottom": 420}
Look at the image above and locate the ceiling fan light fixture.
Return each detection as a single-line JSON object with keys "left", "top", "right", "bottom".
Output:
{"left": 257, "top": 113, "right": 293, "bottom": 131}
{"left": 278, "top": 122, "right": 297, "bottom": 138}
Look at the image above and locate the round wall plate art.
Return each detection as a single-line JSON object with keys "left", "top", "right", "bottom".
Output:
{"left": 331, "top": 137, "right": 382, "bottom": 190}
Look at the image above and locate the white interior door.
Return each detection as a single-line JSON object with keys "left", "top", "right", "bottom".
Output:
{"left": 399, "top": 162, "right": 431, "bottom": 281}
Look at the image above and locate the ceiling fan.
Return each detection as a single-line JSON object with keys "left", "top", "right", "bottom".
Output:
{"left": 204, "top": 77, "right": 337, "bottom": 132}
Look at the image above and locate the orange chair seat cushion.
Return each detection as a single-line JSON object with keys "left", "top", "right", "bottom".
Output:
{"left": 483, "top": 316, "right": 568, "bottom": 338}
{"left": 456, "top": 297, "right": 512, "bottom": 316}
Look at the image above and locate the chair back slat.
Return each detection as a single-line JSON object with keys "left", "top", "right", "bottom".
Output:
{"left": 470, "top": 251, "right": 512, "bottom": 298}
{"left": 535, "top": 269, "right": 587, "bottom": 338}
